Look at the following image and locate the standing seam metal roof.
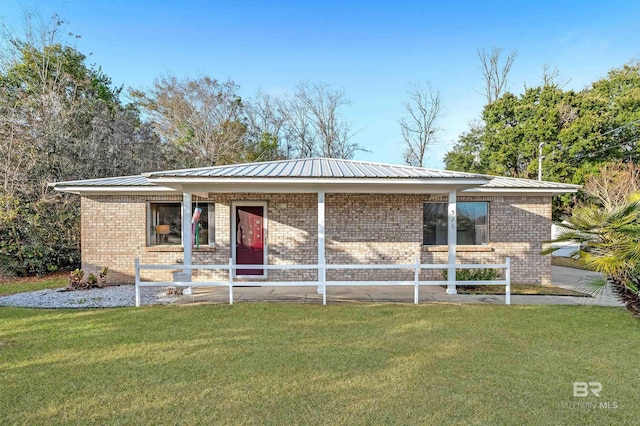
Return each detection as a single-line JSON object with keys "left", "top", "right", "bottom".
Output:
{"left": 49, "top": 158, "right": 581, "bottom": 190}
{"left": 50, "top": 175, "right": 154, "bottom": 186}
{"left": 143, "top": 158, "right": 486, "bottom": 179}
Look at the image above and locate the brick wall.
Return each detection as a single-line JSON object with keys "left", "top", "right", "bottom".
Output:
{"left": 81, "top": 195, "right": 184, "bottom": 283}
{"left": 428, "top": 195, "right": 552, "bottom": 285}
{"left": 80, "top": 192, "right": 552, "bottom": 285}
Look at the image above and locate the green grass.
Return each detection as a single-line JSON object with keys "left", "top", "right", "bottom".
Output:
{"left": 457, "top": 284, "right": 590, "bottom": 296}
{"left": 551, "top": 256, "right": 595, "bottom": 271}
{"left": 0, "top": 274, "right": 67, "bottom": 296}
{"left": 0, "top": 304, "right": 638, "bottom": 425}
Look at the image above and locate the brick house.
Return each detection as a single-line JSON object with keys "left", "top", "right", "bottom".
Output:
{"left": 50, "top": 158, "right": 579, "bottom": 293}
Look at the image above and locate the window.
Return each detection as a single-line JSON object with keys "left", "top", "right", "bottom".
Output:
{"left": 423, "top": 203, "right": 448, "bottom": 245}
{"left": 423, "top": 202, "right": 488, "bottom": 245}
{"left": 149, "top": 202, "right": 214, "bottom": 246}
{"left": 150, "top": 203, "right": 181, "bottom": 245}
{"left": 457, "top": 202, "right": 488, "bottom": 245}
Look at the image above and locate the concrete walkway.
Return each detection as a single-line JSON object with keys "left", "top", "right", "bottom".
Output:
{"left": 172, "top": 266, "right": 624, "bottom": 307}
{"left": 551, "top": 266, "right": 622, "bottom": 307}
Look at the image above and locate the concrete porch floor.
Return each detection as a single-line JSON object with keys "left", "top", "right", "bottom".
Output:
{"left": 170, "top": 266, "right": 623, "bottom": 307}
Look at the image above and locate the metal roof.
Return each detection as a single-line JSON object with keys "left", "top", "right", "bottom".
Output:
{"left": 142, "top": 158, "right": 488, "bottom": 179}
{"left": 49, "top": 158, "right": 581, "bottom": 191}
{"left": 50, "top": 175, "right": 153, "bottom": 187}
{"left": 480, "top": 176, "right": 581, "bottom": 190}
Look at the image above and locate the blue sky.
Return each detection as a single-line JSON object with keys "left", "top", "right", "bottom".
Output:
{"left": 2, "top": 0, "right": 639, "bottom": 167}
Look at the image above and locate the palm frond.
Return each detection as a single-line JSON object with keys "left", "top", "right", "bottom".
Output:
{"left": 575, "top": 274, "right": 608, "bottom": 297}
{"left": 586, "top": 256, "right": 627, "bottom": 275}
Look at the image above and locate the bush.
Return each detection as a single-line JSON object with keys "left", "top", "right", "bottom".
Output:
{"left": 442, "top": 268, "right": 498, "bottom": 281}
{"left": 0, "top": 196, "right": 80, "bottom": 276}
{"left": 66, "top": 267, "right": 108, "bottom": 291}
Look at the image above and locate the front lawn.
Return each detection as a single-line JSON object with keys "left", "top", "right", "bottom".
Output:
{"left": 551, "top": 256, "right": 594, "bottom": 271}
{"left": 0, "top": 273, "right": 67, "bottom": 296}
{"left": 457, "top": 283, "right": 590, "bottom": 296}
{"left": 0, "top": 304, "right": 638, "bottom": 424}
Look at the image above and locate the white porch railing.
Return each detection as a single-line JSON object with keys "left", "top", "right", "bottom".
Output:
{"left": 134, "top": 257, "right": 511, "bottom": 307}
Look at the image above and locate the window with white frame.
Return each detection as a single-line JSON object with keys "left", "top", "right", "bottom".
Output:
{"left": 149, "top": 202, "right": 215, "bottom": 246}
{"left": 423, "top": 202, "right": 488, "bottom": 245}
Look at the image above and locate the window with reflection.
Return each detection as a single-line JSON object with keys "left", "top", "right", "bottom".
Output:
{"left": 423, "top": 202, "right": 488, "bottom": 245}
{"left": 149, "top": 203, "right": 214, "bottom": 246}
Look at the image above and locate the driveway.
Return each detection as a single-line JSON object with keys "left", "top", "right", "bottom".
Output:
{"left": 551, "top": 266, "right": 622, "bottom": 307}
{"left": 552, "top": 265, "right": 602, "bottom": 288}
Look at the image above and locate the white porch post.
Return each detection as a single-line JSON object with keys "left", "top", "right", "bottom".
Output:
{"left": 182, "top": 191, "right": 193, "bottom": 293}
{"left": 317, "top": 191, "right": 326, "bottom": 301}
{"left": 447, "top": 190, "right": 457, "bottom": 295}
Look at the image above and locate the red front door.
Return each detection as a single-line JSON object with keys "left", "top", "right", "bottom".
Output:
{"left": 235, "top": 205, "right": 265, "bottom": 276}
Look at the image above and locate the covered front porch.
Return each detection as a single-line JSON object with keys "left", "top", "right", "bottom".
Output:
{"left": 135, "top": 180, "right": 512, "bottom": 306}
{"left": 135, "top": 254, "right": 512, "bottom": 306}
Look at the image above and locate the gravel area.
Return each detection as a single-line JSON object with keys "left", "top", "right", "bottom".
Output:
{"left": 0, "top": 285, "right": 180, "bottom": 308}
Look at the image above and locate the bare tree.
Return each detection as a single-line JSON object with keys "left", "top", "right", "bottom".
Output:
{"left": 245, "top": 83, "right": 364, "bottom": 160}
{"left": 541, "top": 64, "right": 560, "bottom": 87}
{"left": 285, "top": 82, "right": 363, "bottom": 159}
{"left": 540, "top": 63, "right": 570, "bottom": 89}
{"left": 130, "top": 75, "right": 246, "bottom": 167}
{"left": 245, "top": 91, "right": 287, "bottom": 141}
{"left": 478, "top": 47, "right": 517, "bottom": 104}
{"left": 244, "top": 91, "right": 289, "bottom": 159}
{"left": 399, "top": 82, "right": 442, "bottom": 167}
{"left": 284, "top": 92, "right": 317, "bottom": 157}
{"left": 583, "top": 162, "right": 640, "bottom": 211}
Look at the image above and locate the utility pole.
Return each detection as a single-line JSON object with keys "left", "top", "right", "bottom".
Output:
{"left": 538, "top": 142, "right": 545, "bottom": 181}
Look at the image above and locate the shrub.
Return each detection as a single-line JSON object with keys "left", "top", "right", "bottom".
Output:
{"left": 98, "top": 267, "right": 108, "bottom": 286}
{"left": 0, "top": 196, "right": 80, "bottom": 276}
{"left": 66, "top": 267, "right": 108, "bottom": 291}
{"left": 442, "top": 268, "right": 498, "bottom": 281}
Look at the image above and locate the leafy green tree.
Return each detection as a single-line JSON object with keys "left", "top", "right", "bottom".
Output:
{"left": 446, "top": 62, "right": 640, "bottom": 179}
{"left": 576, "top": 63, "right": 640, "bottom": 163}
{"left": 444, "top": 123, "right": 488, "bottom": 173}
{"left": 2, "top": 42, "right": 119, "bottom": 103}
{"left": 242, "top": 132, "right": 282, "bottom": 162}
{"left": 480, "top": 85, "right": 571, "bottom": 179}
{"left": 445, "top": 61, "right": 640, "bottom": 219}
{"left": 0, "top": 13, "right": 169, "bottom": 275}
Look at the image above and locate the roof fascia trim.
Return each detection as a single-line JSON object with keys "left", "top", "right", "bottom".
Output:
{"left": 145, "top": 177, "right": 491, "bottom": 185}
{"left": 462, "top": 187, "right": 579, "bottom": 195}
{"left": 52, "top": 186, "right": 177, "bottom": 195}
